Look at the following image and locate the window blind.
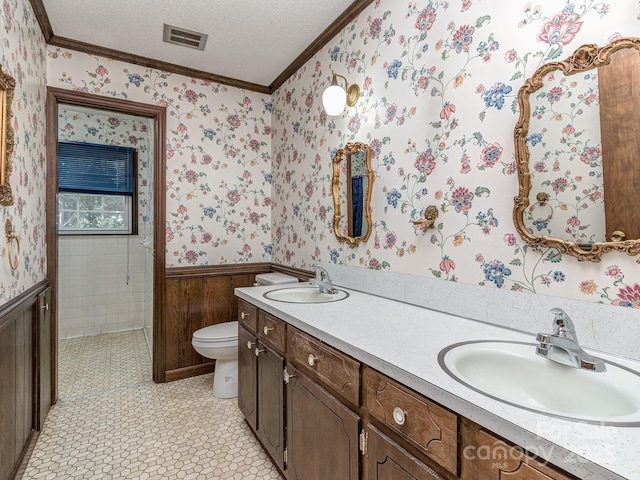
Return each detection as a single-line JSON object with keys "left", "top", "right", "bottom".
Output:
{"left": 58, "top": 141, "right": 136, "bottom": 196}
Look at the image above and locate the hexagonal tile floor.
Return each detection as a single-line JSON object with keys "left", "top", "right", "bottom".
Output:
{"left": 22, "top": 331, "right": 282, "bottom": 479}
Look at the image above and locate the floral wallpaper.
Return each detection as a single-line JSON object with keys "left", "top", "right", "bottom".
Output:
{"left": 525, "top": 69, "right": 605, "bottom": 243}
{"left": 57, "top": 105, "right": 154, "bottom": 229}
{"left": 42, "top": 0, "right": 640, "bottom": 311}
{"left": 47, "top": 52, "right": 273, "bottom": 266}
{"left": 0, "top": 0, "right": 47, "bottom": 305}
{"left": 270, "top": 0, "right": 640, "bottom": 309}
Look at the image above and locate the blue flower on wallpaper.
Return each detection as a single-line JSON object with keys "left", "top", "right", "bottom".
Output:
{"left": 387, "top": 60, "right": 403, "bottom": 79}
{"left": 386, "top": 189, "right": 402, "bottom": 208}
{"left": 329, "top": 249, "right": 339, "bottom": 263}
{"left": 293, "top": 121, "right": 300, "bottom": 133}
{"left": 527, "top": 133, "right": 543, "bottom": 146}
{"left": 264, "top": 102, "right": 272, "bottom": 112}
{"left": 203, "top": 206, "right": 215, "bottom": 218}
{"left": 87, "top": 127, "right": 98, "bottom": 136}
{"left": 553, "top": 271, "right": 566, "bottom": 282}
{"left": 482, "top": 82, "right": 512, "bottom": 110}
{"left": 483, "top": 260, "right": 512, "bottom": 288}
{"left": 264, "top": 173, "right": 273, "bottom": 184}
{"left": 127, "top": 73, "right": 144, "bottom": 87}
{"left": 203, "top": 128, "right": 216, "bottom": 140}
{"left": 533, "top": 219, "right": 548, "bottom": 231}
{"left": 264, "top": 244, "right": 273, "bottom": 255}
{"left": 293, "top": 204, "right": 300, "bottom": 217}
{"left": 330, "top": 46, "right": 340, "bottom": 61}
{"left": 24, "top": 132, "right": 30, "bottom": 146}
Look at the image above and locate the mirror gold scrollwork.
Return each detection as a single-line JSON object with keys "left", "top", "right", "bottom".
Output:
{"left": 514, "top": 37, "right": 640, "bottom": 262}
{"left": 0, "top": 64, "right": 16, "bottom": 206}
{"left": 332, "top": 142, "right": 374, "bottom": 247}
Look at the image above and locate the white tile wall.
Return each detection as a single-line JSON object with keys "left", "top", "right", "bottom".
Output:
{"left": 58, "top": 235, "right": 153, "bottom": 339}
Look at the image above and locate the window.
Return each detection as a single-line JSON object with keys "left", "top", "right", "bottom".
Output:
{"left": 57, "top": 141, "right": 137, "bottom": 234}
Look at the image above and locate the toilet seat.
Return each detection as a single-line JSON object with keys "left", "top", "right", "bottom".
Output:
{"left": 193, "top": 321, "right": 238, "bottom": 343}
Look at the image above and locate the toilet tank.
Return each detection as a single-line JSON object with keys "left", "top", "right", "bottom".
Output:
{"left": 254, "top": 272, "right": 299, "bottom": 286}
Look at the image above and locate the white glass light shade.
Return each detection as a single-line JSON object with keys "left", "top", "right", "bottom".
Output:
{"left": 322, "top": 84, "right": 347, "bottom": 116}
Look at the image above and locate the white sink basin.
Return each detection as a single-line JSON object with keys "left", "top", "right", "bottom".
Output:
{"left": 263, "top": 286, "right": 349, "bottom": 303}
{"left": 439, "top": 341, "right": 640, "bottom": 425}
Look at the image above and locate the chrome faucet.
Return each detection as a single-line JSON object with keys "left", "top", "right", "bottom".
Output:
{"left": 313, "top": 266, "right": 338, "bottom": 294}
{"left": 536, "top": 308, "right": 606, "bottom": 372}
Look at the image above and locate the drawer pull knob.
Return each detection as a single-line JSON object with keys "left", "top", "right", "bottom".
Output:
{"left": 241, "top": 311, "right": 250, "bottom": 319}
{"left": 307, "top": 354, "right": 319, "bottom": 367}
{"left": 263, "top": 326, "right": 274, "bottom": 335}
{"left": 246, "top": 340, "right": 256, "bottom": 350}
{"left": 255, "top": 347, "right": 265, "bottom": 357}
{"left": 393, "top": 407, "right": 407, "bottom": 426}
{"left": 284, "top": 369, "right": 296, "bottom": 383}
{"left": 41, "top": 303, "right": 49, "bottom": 311}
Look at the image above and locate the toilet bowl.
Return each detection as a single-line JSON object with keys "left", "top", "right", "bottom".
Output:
{"left": 192, "top": 273, "right": 298, "bottom": 398}
{"left": 192, "top": 321, "right": 239, "bottom": 398}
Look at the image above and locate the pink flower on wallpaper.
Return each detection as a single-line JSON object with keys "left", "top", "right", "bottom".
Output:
{"left": 184, "top": 250, "right": 198, "bottom": 264}
{"left": 551, "top": 177, "right": 568, "bottom": 193}
{"left": 440, "top": 102, "right": 456, "bottom": 120}
{"left": 480, "top": 143, "right": 503, "bottom": 168}
{"left": 385, "top": 232, "right": 397, "bottom": 248}
{"left": 226, "top": 189, "right": 241, "bottom": 204}
{"left": 613, "top": 284, "right": 640, "bottom": 308}
{"left": 414, "top": 150, "right": 436, "bottom": 175}
{"left": 183, "top": 89, "right": 198, "bottom": 104}
{"left": 369, "top": 17, "right": 383, "bottom": 39}
{"left": 562, "top": 124, "right": 575, "bottom": 135}
{"left": 415, "top": 6, "right": 437, "bottom": 31}
{"left": 95, "top": 65, "right": 109, "bottom": 76}
{"left": 537, "top": 12, "right": 583, "bottom": 46}
{"left": 605, "top": 265, "right": 623, "bottom": 279}
{"left": 580, "top": 146, "right": 602, "bottom": 165}
{"left": 567, "top": 216, "right": 580, "bottom": 227}
{"left": 503, "top": 233, "right": 517, "bottom": 246}
{"left": 579, "top": 280, "right": 597, "bottom": 295}
{"left": 439, "top": 256, "right": 455, "bottom": 274}
{"left": 227, "top": 114, "right": 242, "bottom": 129}
{"left": 450, "top": 187, "right": 474, "bottom": 213}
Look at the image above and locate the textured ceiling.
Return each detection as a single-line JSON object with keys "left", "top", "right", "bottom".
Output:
{"left": 41, "top": 0, "right": 356, "bottom": 87}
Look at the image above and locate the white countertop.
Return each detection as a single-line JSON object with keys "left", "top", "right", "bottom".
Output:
{"left": 236, "top": 283, "right": 640, "bottom": 480}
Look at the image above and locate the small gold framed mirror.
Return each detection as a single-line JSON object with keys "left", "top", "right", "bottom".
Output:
{"left": 332, "top": 142, "right": 374, "bottom": 247}
{"left": 0, "top": 64, "right": 16, "bottom": 206}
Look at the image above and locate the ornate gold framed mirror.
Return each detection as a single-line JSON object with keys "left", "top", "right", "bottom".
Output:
{"left": 332, "top": 142, "right": 374, "bottom": 247}
{"left": 513, "top": 37, "right": 640, "bottom": 262}
{"left": 0, "top": 64, "right": 16, "bottom": 206}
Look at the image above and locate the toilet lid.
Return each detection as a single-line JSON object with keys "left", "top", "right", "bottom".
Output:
{"left": 193, "top": 321, "right": 238, "bottom": 341}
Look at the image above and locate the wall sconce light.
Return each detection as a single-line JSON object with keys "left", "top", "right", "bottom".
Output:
{"left": 322, "top": 71, "right": 360, "bottom": 116}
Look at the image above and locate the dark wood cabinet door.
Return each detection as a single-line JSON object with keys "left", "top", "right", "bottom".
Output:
{"left": 286, "top": 364, "right": 360, "bottom": 480}
{"left": 257, "top": 343, "right": 285, "bottom": 471}
{"left": 364, "top": 424, "right": 442, "bottom": 480}
{"left": 37, "top": 287, "right": 53, "bottom": 429}
{"left": 238, "top": 325, "right": 258, "bottom": 430}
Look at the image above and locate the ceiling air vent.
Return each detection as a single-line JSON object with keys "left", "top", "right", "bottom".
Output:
{"left": 163, "top": 24, "right": 208, "bottom": 51}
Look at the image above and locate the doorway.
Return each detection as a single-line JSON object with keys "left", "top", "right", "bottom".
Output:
{"left": 46, "top": 88, "right": 167, "bottom": 402}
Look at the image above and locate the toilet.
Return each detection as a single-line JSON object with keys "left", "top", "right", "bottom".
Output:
{"left": 192, "top": 272, "right": 298, "bottom": 398}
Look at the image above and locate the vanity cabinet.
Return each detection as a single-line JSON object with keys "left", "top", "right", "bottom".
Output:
{"left": 286, "top": 364, "right": 360, "bottom": 480}
{"left": 363, "top": 423, "right": 443, "bottom": 480}
{"left": 364, "top": 367, "right": 458, "bottom": 476}
{"left": 236, "top": 298, "right": 580, "bottom": 480}
{"left": 461, "top": 423, "right": 578, "bottom": 480}
{"left": 237, "top": 325, "right": 257, "bottom": 430}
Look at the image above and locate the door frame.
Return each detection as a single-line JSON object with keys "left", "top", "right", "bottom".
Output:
{"left": 46, "top": 87, "right": 167, "bottom": 398}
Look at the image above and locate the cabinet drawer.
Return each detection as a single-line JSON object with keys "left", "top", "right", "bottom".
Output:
{"left": 258, "top": 311, "right": 286, "bottom": 354}
{"left": 474, "top": 429, "right": 576, "bottom": 480}
{"left": 364, "top": 367, "right": 458, "bottom": 476}
{"left": 288, "top": 327, "right": 360, "bottom": 406}
{"left": 237, "top": 299, "right": 257, "bottom": 333}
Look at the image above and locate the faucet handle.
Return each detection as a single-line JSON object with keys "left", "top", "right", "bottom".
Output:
{"left": 550, "top": 308, "right": 577, "bottom": 341}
